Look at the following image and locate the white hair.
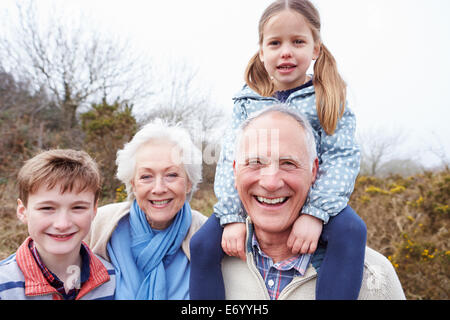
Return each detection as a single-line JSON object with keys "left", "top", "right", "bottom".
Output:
{"left": 116, "top": 118, "right": 202, "bottom": 201}
{"left": 235, "top": 105, "right": 318, "bottom": 168}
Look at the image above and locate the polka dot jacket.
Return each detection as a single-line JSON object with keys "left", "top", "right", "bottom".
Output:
{"left": 213, "top": 82, "right": 361, "bottom": 225}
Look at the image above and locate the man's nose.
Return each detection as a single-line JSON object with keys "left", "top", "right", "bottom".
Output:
{"left": 258, "top": 166, "right": 284, "bottom": 191}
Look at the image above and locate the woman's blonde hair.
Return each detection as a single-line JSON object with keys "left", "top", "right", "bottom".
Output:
{"left": 245, "top": 0, "right": 346, "bottom": 135}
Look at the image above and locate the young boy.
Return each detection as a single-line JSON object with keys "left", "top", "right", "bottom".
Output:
{"left": 0, "top": 149, "right": 115, "bottom": 300}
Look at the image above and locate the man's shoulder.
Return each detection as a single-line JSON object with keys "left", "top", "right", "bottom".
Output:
{"left": 359, "top": 247, "right": 406, "bottom": 299}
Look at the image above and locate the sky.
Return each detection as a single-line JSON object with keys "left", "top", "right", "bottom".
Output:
{"left": 2, "top": 0, "right": 450, "bottom": 168}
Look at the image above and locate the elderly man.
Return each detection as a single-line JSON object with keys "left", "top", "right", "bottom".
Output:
{"left": 222, "top": 106, "right": 405, "bottom": 300}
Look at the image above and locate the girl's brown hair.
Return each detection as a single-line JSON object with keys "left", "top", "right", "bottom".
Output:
{"left": 244, "top": 0, "right": 346, "bottom": 135}
{"left": 17, "top": 149, "right": 102, "bottom": 207}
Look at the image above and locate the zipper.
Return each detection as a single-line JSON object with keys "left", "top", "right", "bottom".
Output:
{"left": 246, "top": 252, "right": 271, "bottom": 300}
{"left": 277, "top": 272, "right": 317, "bottom": 300}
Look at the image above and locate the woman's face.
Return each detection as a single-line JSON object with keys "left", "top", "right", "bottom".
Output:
{"left": 131, "top": 139, "right": 192, "bottom": 230}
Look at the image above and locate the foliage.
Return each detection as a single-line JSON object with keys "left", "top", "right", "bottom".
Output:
{"left": 350, "top": 171, "right": 450, "bottom": 299}
{"left": 81, "top": 100, "right": 137, "bottom": 197}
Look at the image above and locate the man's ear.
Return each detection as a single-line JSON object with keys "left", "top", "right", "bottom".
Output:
{"left": 311, "top": 158, "right": 319, "bottom": 184}
{"left": 16, "top": 199, "right": 28, "bottom": 224}
{"left": 233, "top": 160, "right": 238, "bottom": 189}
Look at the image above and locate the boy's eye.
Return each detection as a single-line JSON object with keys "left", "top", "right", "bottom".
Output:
{"left": 39, "top": 207, "right": 54, "bottom": 211}
{"left": 73, "top": 206, "right": 88, "bottom": 210}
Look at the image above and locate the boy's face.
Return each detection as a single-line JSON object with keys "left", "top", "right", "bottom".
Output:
{"left": 17, "top": 182, "right": 97, "bottom": 261}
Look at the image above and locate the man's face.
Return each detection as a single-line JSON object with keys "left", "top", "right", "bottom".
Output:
{"left": 233, "top": 112, "right": 317, "bottom": 237}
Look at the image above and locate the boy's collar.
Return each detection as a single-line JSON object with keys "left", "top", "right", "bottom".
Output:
{"left": 28, "top": 238, "right": 91, "bottom": 297}
{"left": 15, "top": 237, "right": 109, "bottom": 298}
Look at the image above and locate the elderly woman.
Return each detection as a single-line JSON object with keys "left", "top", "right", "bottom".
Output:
{"left": 87, "top": 119, "right": 206, "bottom": 300}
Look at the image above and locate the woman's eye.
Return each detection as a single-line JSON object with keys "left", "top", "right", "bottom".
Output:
{"left": 165, "top": 173, "right": 179, "bottom": 181}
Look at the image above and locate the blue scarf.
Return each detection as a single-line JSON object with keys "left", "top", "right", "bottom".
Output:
{"left": 108, "top": 200, "right": 192, "bottom": 300}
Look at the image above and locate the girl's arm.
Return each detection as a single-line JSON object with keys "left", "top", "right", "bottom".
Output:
{"left": 302, "top": 104, "right": 360, "bottom": 224}
{"left": 213, "top": 99, "right": 247, "bottom": 226}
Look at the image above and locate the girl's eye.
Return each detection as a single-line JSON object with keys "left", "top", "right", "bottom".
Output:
{"left": 39, "top": 207, "right": 54, "bottom": 211}
{"left": 294, "top": 39, "right": 304, "bottom": 45}
{"left": 268, "top": 40, "right": 280, "bottom": 46}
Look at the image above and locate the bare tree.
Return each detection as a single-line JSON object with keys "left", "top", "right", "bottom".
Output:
{"left": 0, "top": 0, "right": 152, "bottom": 128}
{"left": 357, "top": 126, "right": 411, "bottom": 176}
{"left": 140, "top": 59, "right": 226, "bottom": 145}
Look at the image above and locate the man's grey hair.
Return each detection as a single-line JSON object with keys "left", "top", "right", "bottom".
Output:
{"left": 116, "top": 118, "right": 202, "bottom": 201}
{"left": 235, "top": 105, "right": 318, "bottom": 168}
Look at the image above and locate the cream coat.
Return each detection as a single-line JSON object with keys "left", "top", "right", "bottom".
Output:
{"left": 85, "top": 201, "right": 207, "bottom": 261}
{"left": 221, "top": 219, "right": 406, "bottom": 300}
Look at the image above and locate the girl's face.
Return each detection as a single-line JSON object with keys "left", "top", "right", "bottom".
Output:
{"left": 259, "top": 9, "right": 320, "bottom": 92}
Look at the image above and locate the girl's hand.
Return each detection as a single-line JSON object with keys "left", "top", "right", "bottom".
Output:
{"left": 222, "top": 222, "right": 247, "bottom": 261}
{"left": 287, "top": 214, "right": 323, "bottom": 254}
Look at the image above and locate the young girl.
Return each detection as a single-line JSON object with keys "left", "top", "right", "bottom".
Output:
{"left": 190, "top": 0, "right": 367, "bottom": 300}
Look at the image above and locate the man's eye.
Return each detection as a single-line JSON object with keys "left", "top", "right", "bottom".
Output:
{"left": 247, "top": 158, "right": 266, "bottom": 168}
{"left": 280, "top": 161, "right": 298, "bottom": 169}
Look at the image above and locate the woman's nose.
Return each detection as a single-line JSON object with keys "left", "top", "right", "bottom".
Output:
{"left": 152, "top": 176, "right": 168, "bottom": 194}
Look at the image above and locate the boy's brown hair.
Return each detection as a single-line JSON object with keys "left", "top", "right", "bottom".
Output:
{"left": 17, "top": 149, "right": 102, "bottom": 207}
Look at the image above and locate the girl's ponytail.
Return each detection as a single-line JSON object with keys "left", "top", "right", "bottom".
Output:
{"left": 313, "top": 44, "right": 347, "bottom": 135}
{"left": 245, "top": 52, "right": 275, "bottom": 97}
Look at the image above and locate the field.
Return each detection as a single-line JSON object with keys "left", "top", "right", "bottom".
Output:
{"left": 1, "top": 170, "right": 448, "bottom": 300}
